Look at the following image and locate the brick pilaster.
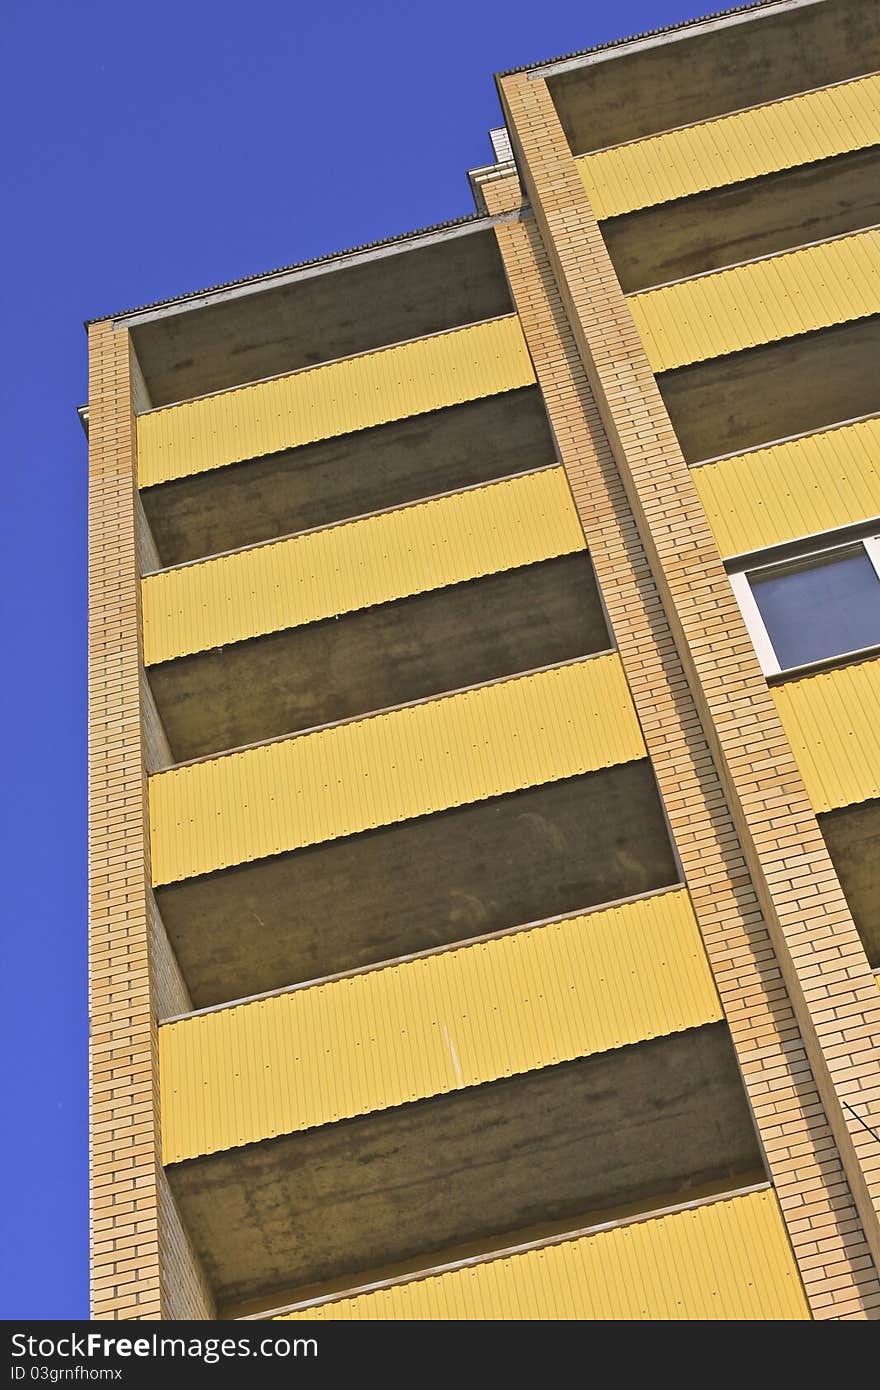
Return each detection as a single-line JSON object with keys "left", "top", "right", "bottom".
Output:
{"left": 483, "top": 161, "right": 880, "bottom": 1318}
{"left": 88, "top": 322, "right": 213, "bottom": 1320}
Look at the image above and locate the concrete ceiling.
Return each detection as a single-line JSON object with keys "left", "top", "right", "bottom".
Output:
{"left": 550, "top": 0, "right": 880, "bottom": 156}
{"left": 131, "top": 225, "right": 513, "bottom": 407}
{"left": 821, "top": 797, "right": 880, "bottom": 966}
{"left": 149, "top": 554, "right": 609, "bottom": 763}
{"left": 661, "top": 316, "right": 880, "bottom": 464}
{"left": 142, "top": 387, "right": 555, "bottom": 568}
{"left": 605, "top": 147, "right": 880, "bottom": 294}
{"left": 169, "top": 1023, "right": 764, "bottom": 1311}
{"left": 156, "top": 760, "right": 679, "bottom": 1008}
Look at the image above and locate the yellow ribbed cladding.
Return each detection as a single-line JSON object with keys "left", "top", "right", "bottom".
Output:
{"left": 577, "top": 74, "right": 880, "bottom": 219}
{"left": 136, "top": 236, "right": 879, "bottom": 488}
{"left": 694, "top": 417, "right": 880, "bottom": 556}
{"left": 142, "top": 467, "right": 584, "bottom": 666}
{"left": 149, "top": 654, "right": 644, "bottom": 885}
{"left": 277, "top": 1189, "right": 808, "bottom": 1320}
{"left": 159, "top": 888, "right": 717, "bottom": 1162}
{"left": 631, "top": 229, "right": 880, "bottom": 373}
{"left": 773, "top": 657, "right": 880, "bottom": 814}
{"left": 137, "top": 316, "right": 535, "bottom": 487}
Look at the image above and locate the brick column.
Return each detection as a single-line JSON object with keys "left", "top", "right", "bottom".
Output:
{"left": 88, "top": 322, "right": 213, "bottom": 1319}
{"left": 482, "top": 165, "right": 880, "bottom": 1318}
{"left": 498, "top": 66, "right": 880, "bottom": 1300}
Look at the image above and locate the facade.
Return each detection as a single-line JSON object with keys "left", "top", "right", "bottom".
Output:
{"left": 86, "top": 0, "right": 880, "bottom": 1321}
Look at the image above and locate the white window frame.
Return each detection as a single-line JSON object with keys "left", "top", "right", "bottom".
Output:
{"left": 730, "top": 532, "right": 880, "bottom": 678}
{"left": 863, "top": 535, "right": 880, "bottom": 583}
{"left": 729, "top": 569, "right": 781, "bottom": 676}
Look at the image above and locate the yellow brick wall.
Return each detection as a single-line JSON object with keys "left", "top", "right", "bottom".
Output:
{"left": 88, "top": 321, "right": 212, "bottom": 1318}
{"left": 89, "top": 66, "right": 880, "bottom": 1319}
{"left": 139, "top": 670, "right": 173, "bottom": 774}
{"left": 147, "top": 890, "right": 191, "bottom": 1023}
{"left": 483, "top": 146, "right": 880, "bottom": 1319}
{"left": 501, "top": 76, "right": 880, "bottom": 1304}
{"left": 158, "top": 1171, "right": 215, "bottom": 1320}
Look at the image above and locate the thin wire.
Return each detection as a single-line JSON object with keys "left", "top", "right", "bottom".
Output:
{"left": 843, "top": 1098, "right": 880, "bottom": 1144}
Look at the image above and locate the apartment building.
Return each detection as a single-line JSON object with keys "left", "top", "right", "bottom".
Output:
{"left": 86, "top": 0, "right": 880, "bottom": 1320}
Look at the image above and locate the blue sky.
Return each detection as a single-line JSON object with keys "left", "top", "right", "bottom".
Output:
{"left": 0, "top": 0, "right": 710, "bottom": 1319}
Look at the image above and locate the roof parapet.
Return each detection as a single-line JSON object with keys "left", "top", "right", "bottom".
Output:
{"left": 468, "top": 127, "right": 518, "bottom": 214}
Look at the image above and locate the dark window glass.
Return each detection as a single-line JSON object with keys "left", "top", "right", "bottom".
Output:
{"left": 750, "top": 548, "right": 880, "bottom": 670}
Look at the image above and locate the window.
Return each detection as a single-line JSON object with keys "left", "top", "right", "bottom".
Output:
{"left": 730, "top": 537, "right": 880, "bottom": 676}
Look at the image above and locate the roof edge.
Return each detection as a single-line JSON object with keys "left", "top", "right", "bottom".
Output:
{"left": 85, "top": 210, "right": 491, "bottom": 330}
{"left": 87, "top": 0, "right": 826, "bottom": 329}
{"left": 495, "top": 0, "right": 815, "bottom": 79}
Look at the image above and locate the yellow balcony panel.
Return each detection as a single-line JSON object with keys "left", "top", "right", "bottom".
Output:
{"left": 631, "top": 229, "right": 880, "bottom": 373}
{"left": 276, "top": 1189, "right": 807, "bottom": 1320}
{"left": 773, "top": 657, "right": 880, "bottom": 814}
{"left": 137, "top": 316, "right": 535, "bottom": 487}
{"left": 142, "top": 467, "right": 584, "bottom": 666}
{"left": 149, "top": 653, "right": 645, "bottom": 886}
{"left": 159, "top": 887, "right": 717, "bottom": 1163}
{"left": 578, "top": 74, "right": 880, "bottom": 220}
{"left": 694, "top": 416, "right": 880, "bottom": 557}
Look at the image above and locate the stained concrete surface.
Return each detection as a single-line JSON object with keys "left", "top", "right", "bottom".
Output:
{"left": 168, "top": 1023, "right": 764, "bottom": 1310}
{"left": 142, "top": 387, "right": 555, "bottom": 567}
{"left": 149, "top": 554, "right": 609, "bottom": 762}
{"left": 660, "top": 316, "right": 880, "bottom": 464}
{"left": 157, "top": 760, "right": 679, "bottom": 1008}
{"left": 821, "top": 798, "right": 880, "bottom": 966}
{"left": 604, "top": 148, "right": 880, "bottom": 294}
{"left": 132, "top": 226, "right": 512, "bottom": 406}
{"left": 551, "top": 0, "right": 878, "bottom": 156}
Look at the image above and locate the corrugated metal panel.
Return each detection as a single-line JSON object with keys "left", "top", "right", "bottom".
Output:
{"left": 149, "top": 654, "right": 644, "bottom": 886}
{"left": 159, "top": 888, "right": 717, "bottom": 1162}
{"left": 137, "top": 316, "right": 535, "bottom": 487}
{"left": 694, "top": 417, "right": 880, "bottom": 556}
{"left": 277, "top": 1190, "right": 808, "bottom": 1320}
{"left": 142, "top": 467, "right": 584, "bottom": 666}
{"left": 578, "top": 75, "right": 880, "bottom": 219}
{"left": 773, "top": 657, "right": 880, "bottom": 814}
{"left": 631, "top": 229, "right": 880, "bottom": 373}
